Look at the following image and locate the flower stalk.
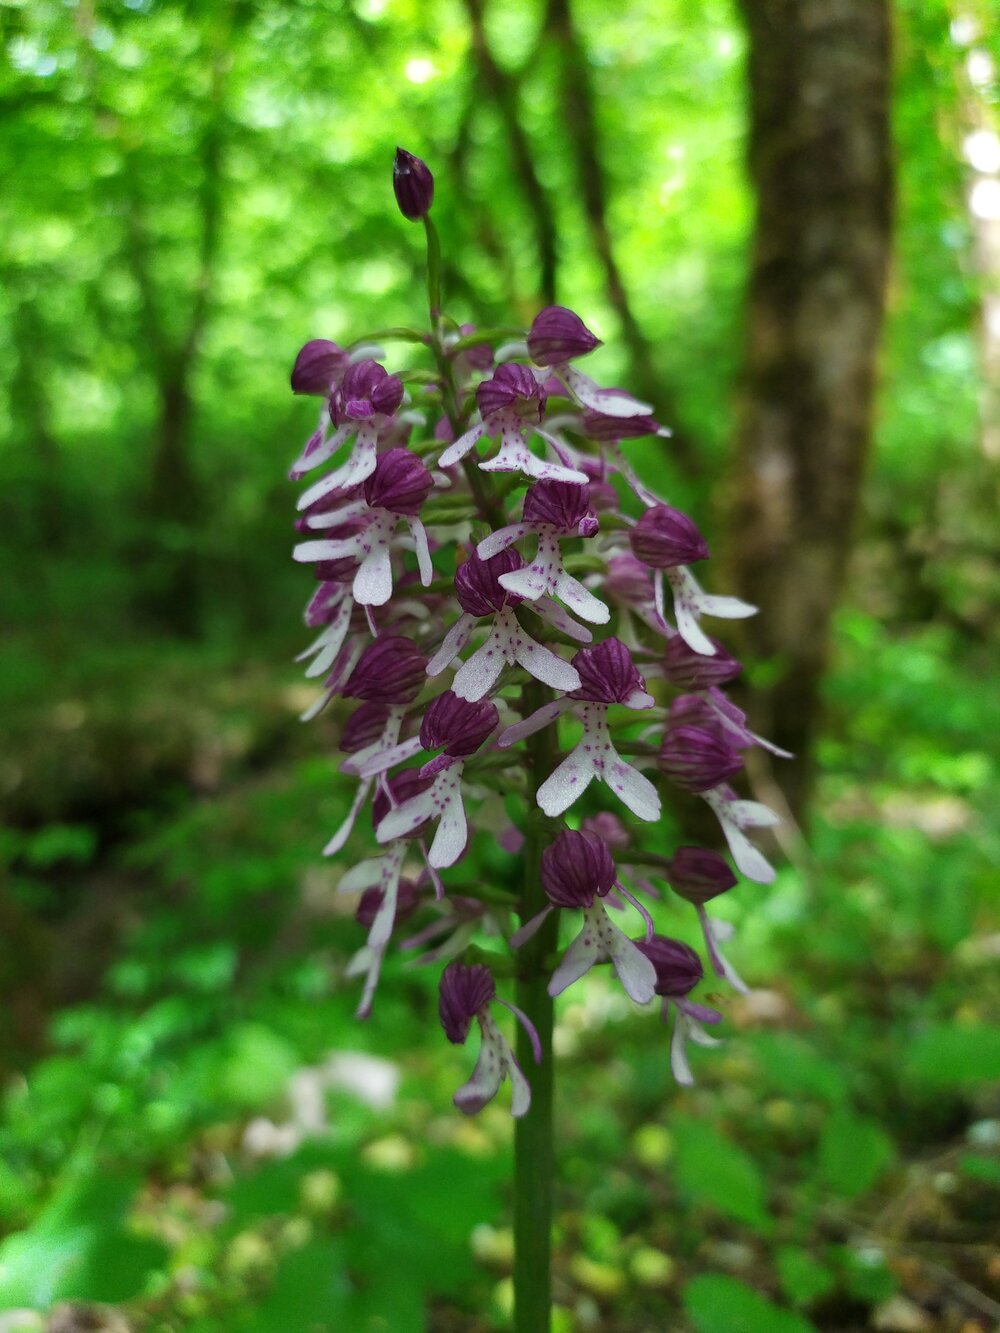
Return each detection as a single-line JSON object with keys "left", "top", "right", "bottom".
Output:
{"left": 513, "top": 680, "right": 560, "bottom": 1333}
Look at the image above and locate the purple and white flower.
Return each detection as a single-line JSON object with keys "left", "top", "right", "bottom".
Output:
{"left": 630, "top": 504, "right": 757, "bottom": 655}
{"left": 427, "top": 549, "right": 582, "bottom": 699}
{"left": 477, "top": 480, "right": 609, "bottom": 628}
{"left": 293, "top": 358, "right": 405, "bottom": 501}
{"left": 536, "top": 830, "right": 657, "bottom": 1004}
{"left": 658, "top": 695, "right": 782, "bottom": 883}
{"left": 293, "top": 448, "right": 434, "bottom": 606}
{"left": 370, "top": 692, "right": 499, "bottom": 868}
{"left": 439, "top": 962, "right": 540, "bottom": 1117}
{"left": 635, "top": 935, "right": 723, "bottom": 1085}
{"left": 438, "top": 363, "right": 589, "bottom": 484}
{"left": 663, "top": 846, "right": 747, "bottom": 993}
{"left": 526, "top": 306, "right": 652, "bottom": 419}
{"left": 501, "top": 638, "right": 661, "bottom": 821}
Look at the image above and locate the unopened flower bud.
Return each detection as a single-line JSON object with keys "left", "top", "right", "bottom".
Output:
{"left": 439, "top": 962, "right": 496, "bottom": 1043}
{"left": 605, "top": 553, "right": 653, "bottom": 605}
{"left": 420, "top": 691, "right": 498, "bottom": 756}
{"left": 455, "top": 549, "right": 523, "bottom": 618}
{"left": 291, "top": 339, "right": 350, "bottom": 395}
{"left": 630, "top": 505, "right": 709, "bottom": 568}
{"left": 541, "top": 829, "right": 616, "bottom": 908}
{"left": 457, "top": 323, "right": 494, "bottom": 372}
{"left": 665, "top": 847, "right": 737, "bottom": 905}
{"left": 343, "top": 636, "right": 427, "bottom": 705}
{"left": 393, "top": 147, "right": 435, "bottom": 221}
{"left": 663, "top": 636, "right": 742, "bottom": 690}
{"left": 581, "top": 811, "right": 631, "bottom": 851}
{"left": 522, "top": 480, "right": 596, "bottom": 535}
{"left": 571, "top": 638, "right": 649, "bottom": 706}
{"left": 364, "top": 448, "right": 434, "bottom": 515}
{"left": 527, "top": 306, "right": 602, "bottom": 367}
{"left": 635, "top": 936, "right": 703, "bottom": 997}
{"left": 476, "top": 363, "right": 543, "bottom": 420}
{"left": 659, "top": 725, "right": 743, "bottom": 793}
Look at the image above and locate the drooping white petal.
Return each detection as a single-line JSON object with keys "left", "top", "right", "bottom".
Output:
{"left": 406, "top": 516, "right": 433, "bottom": 586}
{"left": 606, "top": 927, "right": 657, "bottom": 1004}
{"left": 453, "top": 1026, "right": 504, "bottom": 1116}
{"left": 703, "top": 789, "right": 777, "bottom": 884}
{"left": 356, "top": 735, "right": 424, "bottom": 779}
{"left": 427, "top": 614, "right": 475, "bottom": 677}
{"left": 296, "top": 600, "right": 353, "bottom": 679}
{"left": 297, "top": 422, "right": 379, "bottom": 509}
{"left": 530, "top": 597, "right": 594, "bottom": 643}
{"left": 293, "top": 534, "right": 363, "bottom": 564}
{"left": 352, "top": 548, "right": 393, "bottom": 606}
{"left": 559, "top": 365, "right": 653, "bottom": 417}
{"left": 476, "top": 522, "right": 532, "bottom": 560}
{"left": 323, "top": 779, "right": 372, "bottom": 856}
{"left": 290, "top": 422, "right": 353, "bottom": 478}
{"left": 726, "top": 798, "right": 781, "bottom": 829}
{"left": 337, "top": 856, "right": 386, "bottom": 893}
{"left": 498, "top": 697, "right": 573, "bottom": 747}
{"left": 427, "top": 775, "right": 468, "bottom": 869}
{"left": 604, "top": 753, "right": 661, "bottom": 822}
{"left": 666, "top": 567, "right": 718, "bottom": 655}
{"left": 537, "top": 741, "right": 598, "bottom": 816}
{"left": 695, "top": 594, "right": 757, "bottom": 619}
{"left": 669, "top": 1005, "right": 695, "bottom": 1086}
{"left": 556, "top": 571, "right": 611, "bottom": 625}
{"left": 438, "top": 420, "right": 487, "bottom": 468}
{"left": 375, "top": 786, "right": 439, "bottom": 843}
{"left": 452, "top": 620, "right": 510, "bottom": 701}
{"left": 698, "top": 907, "right": 749, "bottom": 994}
{"left": 366, "top": 848, "right": 405, "bottom": 951}
{"left": 511, "top": 622, "right": 582, "bottom": 691}
{"left": 504, "top": 1050, "right": 532, "bottom": 1118}
{"left": 548, "top": 922, "right": 602, "bottom": 996}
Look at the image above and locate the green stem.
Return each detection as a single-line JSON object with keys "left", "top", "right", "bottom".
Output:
{"left": 513, "top": 679, "right": 559, "bottom": 1333}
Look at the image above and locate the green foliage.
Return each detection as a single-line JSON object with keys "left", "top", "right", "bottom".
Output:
{"left": 903, "top": 1024, "right": 1000, "bottom": 1088}
{"left": 671, "top": 1115, "right": 772, "bottom": 1235}
{"left": 0, "top": 1162, "right": 167, "bottom": 1308}
{"left": 683, "top": 1274, "right": 819, "bottom": 1333}
{"left": 774, "top": 1247, "right": 836, "bottom": 1310}
{"left": 817, "top": 1108, "right": 895, "bottom": 1199}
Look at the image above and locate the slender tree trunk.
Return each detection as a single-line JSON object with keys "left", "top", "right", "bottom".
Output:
{"left": 462, "top": 0, "right": 559, "bottom": 304}
{"left": 728, "top": 0, "right": 894, "bottom": 818}
{"left": 543, "top": 0, "right": 703, "bottom": 479}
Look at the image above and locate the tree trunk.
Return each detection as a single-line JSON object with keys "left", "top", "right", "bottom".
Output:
{"left": 728, "top": 0, "right": 894, "bottom": 819}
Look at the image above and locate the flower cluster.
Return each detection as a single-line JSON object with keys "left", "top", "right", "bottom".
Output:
{"left": 285, "top": 149, "right": 783, "bottom": 1114}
